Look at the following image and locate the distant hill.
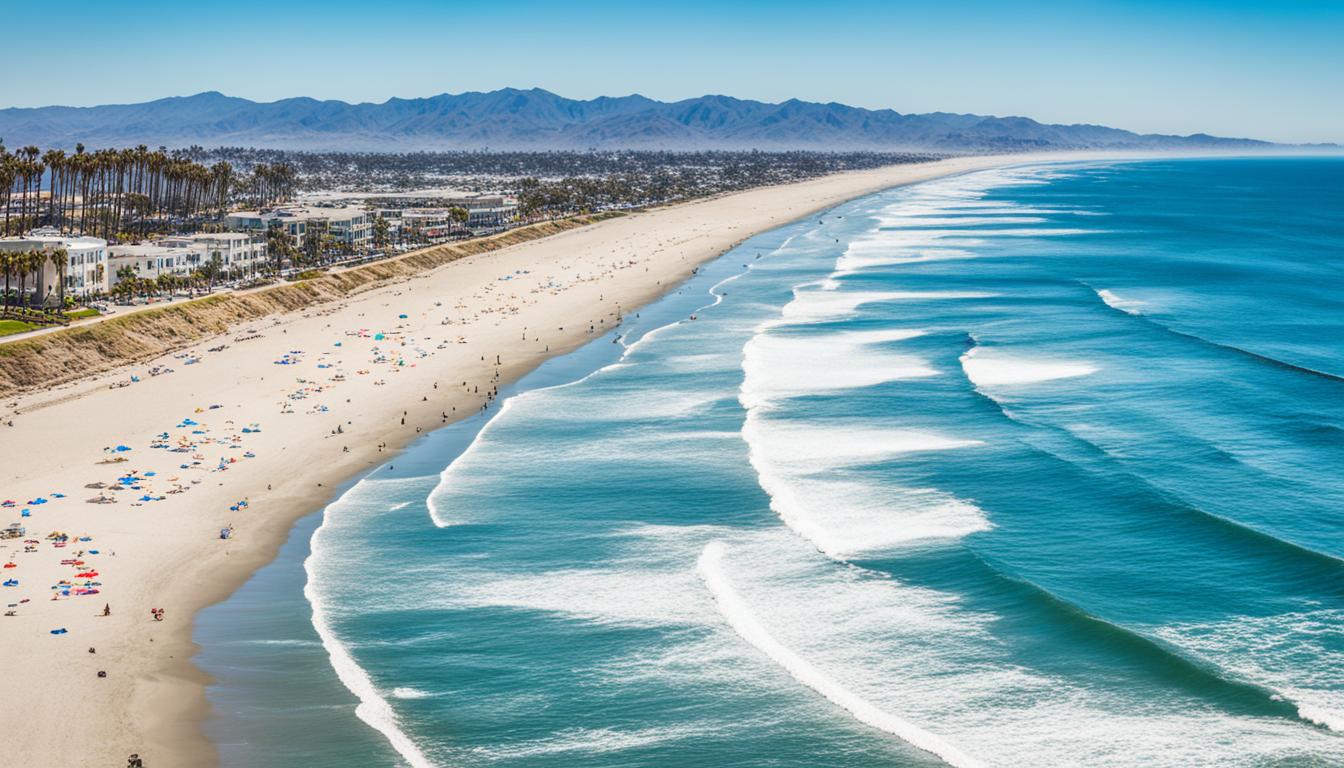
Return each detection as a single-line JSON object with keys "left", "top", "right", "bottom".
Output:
{"left": 0, "top": 88, "right": 1281, "bottom": 152}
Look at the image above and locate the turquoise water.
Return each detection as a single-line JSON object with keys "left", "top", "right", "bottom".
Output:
{"left": 198, "top": 157, "right": 1344, "bottom": 767}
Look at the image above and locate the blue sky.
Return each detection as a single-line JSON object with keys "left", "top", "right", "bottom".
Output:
{"left": 7, "top": 0, "right": 1343, "bottom": 143}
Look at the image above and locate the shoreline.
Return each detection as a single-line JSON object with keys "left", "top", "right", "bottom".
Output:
{"left": 0, "top": 151, "right": 1116, "bottom": 766}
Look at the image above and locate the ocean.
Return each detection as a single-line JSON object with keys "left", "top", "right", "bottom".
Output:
{"left": 196, "top": 157, "right": 1344, "bottom": 767}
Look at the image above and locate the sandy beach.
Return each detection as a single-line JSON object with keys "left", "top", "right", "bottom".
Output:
{"left": 0, "top": 152, "right": 1096, "bottom": 766}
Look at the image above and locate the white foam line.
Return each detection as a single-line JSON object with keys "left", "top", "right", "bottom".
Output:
{"left": 1296, "top": 701, "right": 1344, "bottom": 733}
{"left": 1095, "top": 288, "right": 1145, "bottom": 316}
{"left": 426, "top": 395, "right": 521, "bottom": 527}
{"left": 960, "top": 346, "right": 1098, "bottom": 387}
{"left": 696, "top": 542, "right": 986, "bottom": 768}
{"left": 780, "top": 290, "right": 995, "bottom": 322}
{"left": 736, "top": 412, "right": 991, "bottom": 555}
{"left": 305, "top": 488, "right": 436, "bottom": 768}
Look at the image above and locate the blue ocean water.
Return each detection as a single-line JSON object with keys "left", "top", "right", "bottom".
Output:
{"left": 197, "top": 157, "right": 1344, "bottom": 767}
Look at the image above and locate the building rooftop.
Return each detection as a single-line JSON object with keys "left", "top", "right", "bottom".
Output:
{"left": 231, "top": 206, "right": 368, "bottom": 221}
{"left": 3, "top": 229, "right": 108, "bottom": 248}
{"left": 108, "top": 243, "right": 194, "bottom": 257}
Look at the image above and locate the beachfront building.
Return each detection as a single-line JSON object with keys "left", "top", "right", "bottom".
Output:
{"left": 374, "top": 196, "right": 517, "bottom": 242}
{"left": 0, "top": 228, "right": 110, "bottom": 304}
{"left": 110, "top": 232, "right": 270, "bottom": 286}
{"left": 227, "top": 206, "right": 373, "bottom": 252}
{"left": 168, "top": 233, "right": 269, "bottom": 279}
{"left": 227, "top": 210, "right": 306, "bottom": 249}
{"left": 445, "top": 196, "right": 517, "bottom": 231}
{"left": 375, "top": 208, "right": 457, "bottom": 241}
{"left": 320, "top": 207, "right": 373, "bottom": 250}
{"left": 108, "top": 243, "right": 198, "bottom": 285}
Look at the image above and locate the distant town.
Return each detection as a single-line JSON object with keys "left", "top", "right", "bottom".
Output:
{"left": 0, "top": 144, "right": 936, "bottom": 336}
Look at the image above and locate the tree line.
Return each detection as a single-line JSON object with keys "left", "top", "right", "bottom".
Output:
{"left": 1, "top": 141, "right": 295, "bottom": 240}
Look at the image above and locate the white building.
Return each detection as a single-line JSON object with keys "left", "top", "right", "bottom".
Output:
{"left": 167, "top": 232, "right": 269, "bottom": 279}
{"left": 445, "top": 196, "right": 517, "bottom": 231}
{"left": 227, "top": 206, "right": 372, "bottom": 252}
{"left": 0, "top": 228, "right": 109, "bottom": 304}
{"left": 320, "top": 207, "right": 373, "bottom": 250}
{"left": 110, "top": 232, "right": 270, "bottom": 285}
{"left": 108, "top": 243, "right": 198, "bottom": 285}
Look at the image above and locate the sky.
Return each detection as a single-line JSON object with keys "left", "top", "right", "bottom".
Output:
{"left": 5, "top": 0, "right": 1343, "bottom": 143}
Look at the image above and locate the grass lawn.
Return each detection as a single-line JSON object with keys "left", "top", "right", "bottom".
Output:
{"left": 0, "top": 319, "right": 40, "bottom": 337}
{"left": 64, "top": 307, "right": 101, "bottom": 320}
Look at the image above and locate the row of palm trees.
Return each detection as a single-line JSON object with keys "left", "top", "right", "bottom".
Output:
{"left": 1, "top": 247, "right": 68, "bottom": 313}
{"left": 1, "top": 141, "right": 295, "bottom": 241}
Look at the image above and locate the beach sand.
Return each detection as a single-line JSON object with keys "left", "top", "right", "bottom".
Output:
{"left": 0, "top": 152, "right": 1092, "bottom": 766}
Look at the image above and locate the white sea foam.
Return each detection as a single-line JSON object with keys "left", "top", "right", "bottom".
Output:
{"left": 449, "top": 564, "right": 710, "bottom": 627}
{"left": 697, "top": 541, "right": 987, "bottom": 768}
{"left": 305, "top": 482, "right": 435, "bottom": 768}
{"left": 390, "top": 687, "right": 433, "bottom": 700}
{"left": 741, "top": 330, "right": 935, "bottom": 408}
{"left": 472, "top": 724, "right": 713, "bottom": 760}
{"left": 244, "top": 638, "right": 322, "bottom": 647}
{"left": 426, "top": 394, "right": 523, "bottom": 528}
{"left": 877, "top": 215, "right": 1048, "bottom": 227}
{"left": 1153, "top": 610, "right": 1344, "bottom": 734}
{"left": 834, "top": 223, "right": 1096, "bottom": 275}
{"left": 1096, "top": 288, "right": 1147, "bottom": 315}
{"left": 747, "top": 419, "right": 983, "bottom": 467}
{"left": 1297, "top": 701, "right": 1344, "bottom": 732}
{"left": 780, "top": 289, "right": 994, "bottom": 323}
{"left": 740, "top": 417, "right": 991, "bottom": 556}
{"left": 960, "top": 346, "right": 1098, "bottom": 387}
{"left": 837, "top": 242, "right": 978, "bottom": 273}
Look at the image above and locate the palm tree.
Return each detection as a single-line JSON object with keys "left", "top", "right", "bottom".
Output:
{"left": 48, "top": 247, "right": 69, "bottom": 309}
{"left": 15, "top": 249, "right": 39, "bottom": 309}
{"left": 43, "top": 149, "right": 65, "bottom": 230}
{"left": 0, "top": 250, "right": 14, "bottom": 312}
{"left": 266, "top": 224, "right": 292, "bottom": 274}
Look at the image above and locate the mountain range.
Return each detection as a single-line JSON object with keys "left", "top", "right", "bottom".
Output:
{"left": 0, "top": 88, "right": 1285, "bottom": 152}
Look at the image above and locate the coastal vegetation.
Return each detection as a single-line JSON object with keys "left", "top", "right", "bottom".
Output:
{"left": 0, "top": 140, "right": 294, "bottom": 240}
{"left": 1, "top": 246, "right": 69, "bottom": 312}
